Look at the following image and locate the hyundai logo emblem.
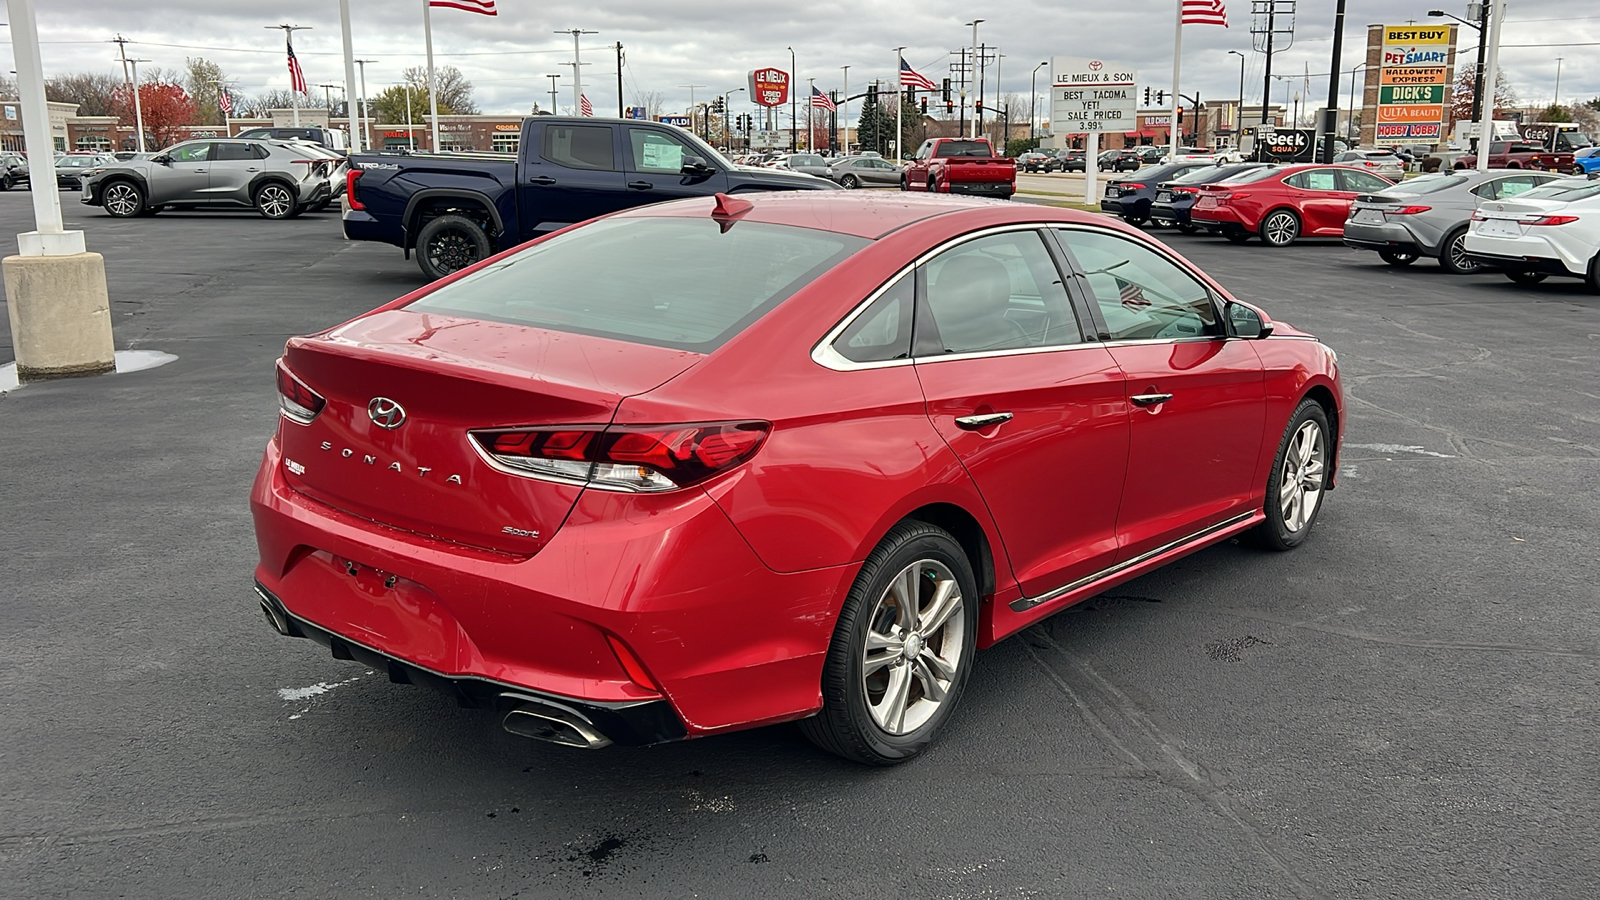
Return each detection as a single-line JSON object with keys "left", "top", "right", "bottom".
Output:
{"left": 368, "top": 397, "right": 406, "bottom": 429}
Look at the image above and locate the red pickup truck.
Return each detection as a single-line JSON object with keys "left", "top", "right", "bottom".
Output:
{"left": 901, "top": 137, "right": 1016, "bottom": 198}
{"left": 1454, "top": 141, "right": 1577, "bottom": 173}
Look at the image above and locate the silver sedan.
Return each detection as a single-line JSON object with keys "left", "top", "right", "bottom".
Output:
{"left": 1342, "top": 169, "right": 1562, "bottom": 273}
{"left": 828, "top": 155, "right": 902, "bottom": 189}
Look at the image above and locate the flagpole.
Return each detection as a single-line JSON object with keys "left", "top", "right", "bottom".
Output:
{"left": 423, "top": 0, "right": 440, "bottom": 151}
{"left": 894, "top": 47, "right": 905, "bottom": 163}
{"left": 340, "top": 0, "right": 360, "bottom": 151}
{"left": 1171, "top": 0, "right": 1183, "bottom": 157}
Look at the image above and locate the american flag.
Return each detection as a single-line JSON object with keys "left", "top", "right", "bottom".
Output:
{"left": 1116, "top": 277, "right": 1151, "bottom": 309}
{"left": 900, "top": 59, "right": 938, "bottom": 92}
{"left": 286, "top": 39, "right": 307, "bottom": 95}
{"left": 429, "top": 0, "right": 498, "bottom": 14}
{"left": 579, "top": 94, "right": 593, "bottom": 117}
{"left": 1181, "top": 0, "right": 1228, "bottom": 27}
{"left": 218, "top": 88, "right": 233, "bottom": 116}
{"left": 810, "top": 86, "right": 836, "bottom": 112}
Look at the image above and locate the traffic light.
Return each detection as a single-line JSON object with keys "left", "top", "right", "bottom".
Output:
{"left": 1143, "top": 87, "right": 1151, "bottom": 104}
{"left": 867, "top": 84, "right": 878, "bottom": 106}
{"left": 710, "top": 97, "right": 724, "bottom": 114}
{"left": 920, "top": 96, "right": 928, "bottom": 114}
{"left": 1177, "top": 107, "right": 1184, "bottom": 130}
{"left": 1155, "top": 90, "right": 1166, "bottom": 105}
{"left": 975, "top": 99, "right": 983, "bottom": 112}
{"left": 942, "top": 78, "right": 952, "bottom": 103}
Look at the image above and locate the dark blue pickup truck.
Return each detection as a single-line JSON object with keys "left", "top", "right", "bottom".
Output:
{"left": 344, "top": 116, "right": 835, "bottom": 279}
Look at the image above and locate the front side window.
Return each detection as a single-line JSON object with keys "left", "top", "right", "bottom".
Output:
{"left": 168, "top": 142, "right": 211, "bottom": 163}
{"left": 629, "top": 127, "right": 696, "bottom": 174}
{"left": 408, "top": 217, "right": 866, "bottom": 352}
{"left": 1054, "top": 229, "right": 1220, "bottom": 342}
{"left": 918, "top": 230, "right": 1081, "bottom": 355}
{"left": 542, "top": 125, "right": 615, "bottom": 171}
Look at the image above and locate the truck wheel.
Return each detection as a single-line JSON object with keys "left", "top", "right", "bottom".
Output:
{"left": 417, "top": 214, "right": 492, "bottom": 281}
{"left": 900, "top": 176, "right": 909, "bottom": 192}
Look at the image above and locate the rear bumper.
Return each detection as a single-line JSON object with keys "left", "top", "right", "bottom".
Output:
{"left": 1464, "top": 231, "right": 1586, "bottom": 276}
{"left": 341, "top": 208, "right": 400, "bottom": 246}
{"left": 947, "top": 181, "right": 1014, "bottom": 197}
{"left": 1191, "top": 206, "right": 1248, "bottom": 235}
{"left": 250, "top": 437, "right": 849, "bottom": 739}
{"left": 1461, "top": 250, "right": 1575, "bottom": 276}
{"left": 1149, "top": 200, "right": 1193, "bottom": 224}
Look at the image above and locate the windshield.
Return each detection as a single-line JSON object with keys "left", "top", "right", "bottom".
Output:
{"left": 407, "top": 217, "right": 867, "bottom": 352}
{"left": 937, "top": 141, "right": 993, "bottom": 157}
{"left": 1518, "top": 180, "right": 1600, "bottom": 202}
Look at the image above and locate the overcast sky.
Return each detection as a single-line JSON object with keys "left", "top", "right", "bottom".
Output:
{"left": 9, "top": 0, "right": 1595, "bottom": 121}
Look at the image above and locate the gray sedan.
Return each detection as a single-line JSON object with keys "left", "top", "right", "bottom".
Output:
{"left": 1342, "top": 169, "right": 1561, "bottom": 273}
{"left": 779, "top": 153, "right": 832, "bottom": 178}
{"left": 80, "top": 138, "right": 334, "bottom": 219}
{"left": 828, "top": 155, "right": 902, "bottom": 188}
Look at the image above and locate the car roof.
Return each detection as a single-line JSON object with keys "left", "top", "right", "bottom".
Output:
{"left": 614, "top": 190, "right": 1109, "bottom": 240}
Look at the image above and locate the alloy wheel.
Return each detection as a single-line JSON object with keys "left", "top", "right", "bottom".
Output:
{"left": 1277, "top": 420, "right": 1326, "bottom": 533}
{"left": 1447, "top": 233, "right": 1480, "bottom": 273}
{"left": 103, "top": 183, "right": 140, "bottom": 217}
{"left": 859, "top": 559, "right": 965, "bottom": 735}
{"left": 841, "top": 175, "right": 859, "bottom": 189}
{"left": 426, "top": 229, "right": 477, "bottom": 275}
{"left": 1263, "top": 211, "right": 1298, "bottom": 246}
{"left": 257, "top": 185, "right": 293, "bottom": 218}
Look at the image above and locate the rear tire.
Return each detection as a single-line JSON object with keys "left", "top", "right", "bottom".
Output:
{"left": 1587, "top": 255, "right": 1600, "bottom": 295}
{"left": 1379, "top": 250, "right": 1417, "bottom": 267}
{"left": 1438, "top": 227, "right": 1480, "bottom": 275}
{"left": 416, "top": 213, "right": 492, "bottom": 281}
{"left": 1250, "top": 399, "right": 1331, "bottom": 551}
{"left": 1259, "top": 209, "right": 1301, "bottom": 247}
{"left": 1177, "top": 223, "right": 1199, "bottom": 234}
{"left": 799, "top": 521, "right": 978, "bottom": 766}
{"left": 1506, "top": 271, "right": 1547, "bottom": 286}
{"left": 253, "top": 182, "right": 297, "bottom": 219}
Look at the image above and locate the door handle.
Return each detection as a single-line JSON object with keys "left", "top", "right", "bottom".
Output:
{"left": 527, "top": 175, "right": 557, "bottom": 185}
{"left": 193, "top": 168, "right": 207, "bottom": 172}
{"left": 1130, "top": 393, "right": 1173, "bottom": 407}
{"left": 627, "top": 180, "right": 653, "bottom": 190}
{"left": 954, "top": 412, "right": 1013, "bottom": 430}
{"left": 246, "top": 167, "right": 259, "bottom": 172}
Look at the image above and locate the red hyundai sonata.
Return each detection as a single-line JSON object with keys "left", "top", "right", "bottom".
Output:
{"left": 1190, "top": 163, "right": 1394, "bottom": 246}
{"left": 252, "top": 191, "right": 1343, "bottom": 765}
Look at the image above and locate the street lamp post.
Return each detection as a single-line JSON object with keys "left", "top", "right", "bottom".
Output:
{"left": 840, "top": 65, "right": 850, "bottom": 154}
{"left": 545, "top": 74, "right": 559, "bottom": 114}
{"left": 966, "top": 19, "right": 984, "bottom": 139}
{"left": 787, "top": 46, "right": 796, "bottom": 152}
{"left": 1228, "top": 50, "right": 1245, "bottom": 141}
{"left": 723, "top": 87, "right": 744, "bottom": 148}
{"left": 354, "top": 58, "right": 377, "bottom": 150}
{"left": 1030, "top": 61, "right": 1046, "bottom": 144}
{"left": 1346, "top": 62, "right": 1368, "bottom": 142}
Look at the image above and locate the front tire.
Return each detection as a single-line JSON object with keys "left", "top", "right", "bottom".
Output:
{"left": 1438, "top": 227, "right": 1480, "bottom": 275}
{"left": 841, "top": 174, "right": 860, "bottom": 189}
{"left": 100, "top": 180, "right": 145, "bottom": 217}
{"left": 1259, "top": 209, "right": 1301, "bottom": 247}
{"left": 1586, "top": 255, "right": 1600, "bottom": 295}
{"left": 1379, "top": 250, "right": 1417, "bottom": 266}
{"left": 253, "top": 182, "right": 297, "bottom": 219}
{"left": 1251, "top": 399, "right": 1331, "bottom": 551}
{"left": 799, "top": 521, "right": 978, "bottom": 766}
{"left": 416, "top": 213, "right": 492, "bottom": 281}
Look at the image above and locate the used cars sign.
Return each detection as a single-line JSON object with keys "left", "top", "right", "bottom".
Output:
{"left": 748, "top": 68, "right": 790, "bottom": 108}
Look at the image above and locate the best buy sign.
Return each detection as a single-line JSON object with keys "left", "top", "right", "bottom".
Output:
{"left": 1380, "top": 84, "right": 1446, "bottom": 105}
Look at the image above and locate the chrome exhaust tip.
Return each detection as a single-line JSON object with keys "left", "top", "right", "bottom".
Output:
{"left": 500, "top": 694, "right": 612, "bottom": 749}
{"left": 254, "top": 585, "right": 294, "bottom": 637}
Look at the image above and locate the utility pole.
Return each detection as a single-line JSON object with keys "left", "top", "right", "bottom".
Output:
{"left": 354, "top": 59, "right": 377, "bottom": 151}
{"left": 1553, "top": 57, "right": 1564, "bottom": 108}
{"left": 127, "top": 58, "right": 150, "bottom": 152}
{"left": 616, "top": 42, "right": 625, "bottom": 117}
{"left": 1476, "top": 0, "right": 1506, "bottom": 171}
{"left": 402, "top": 81, "right": 415, "bottom": 149}
{"left": 111, "top": 33, "right": 133, "bottom": 89}
{"left": 545, "top": 74, "right": 560, "bottom": 114}
{"left": 267, "top": 24, "right": 312, "bottom": 126}
{"left": 556, "top": 29, "right": 598, "bottom": 115}
{"left": 967, "top": 20, "right": 983, "bottom": 138}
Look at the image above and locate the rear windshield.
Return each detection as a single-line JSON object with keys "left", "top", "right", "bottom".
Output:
{"left": 936, "top": 141, "right": 993, "bottom": 157}
{"left": 1380, "top": 173, "right": 1467, "bottom": 194}
{"left": 1173, "top": 164, "right": 1258, "bottom": 184}
{"left": 1222, "top": 167, "right": 1282, "bottom": 184}
{"left": 407, "top": 217, "right": 867, "bottom": 352}
{"left": 1518, "top": 180, "right": 1600, "bottom": 202}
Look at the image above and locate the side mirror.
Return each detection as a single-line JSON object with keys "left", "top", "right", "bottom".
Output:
{"left": 680, "top": 155, "right": 714, "bottom": 176}
{"left": 1228, "top": 302, "right": 1273, "bottom": 339}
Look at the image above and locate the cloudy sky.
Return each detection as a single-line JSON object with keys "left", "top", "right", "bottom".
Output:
{"left": 9, "top": 0, "right": 1596, "bottom": 121}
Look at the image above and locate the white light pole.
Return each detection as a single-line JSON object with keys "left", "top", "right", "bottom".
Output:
{"left": 207, "top": 78, "right": 234, "bottom": 138}
{"left": 127, "top": 58, "right": 150, "bottom": 152}
{"left": 339, "top": 0, "right": 360, "bottom": 151}
{"left": 1476, "top": 0, "right": 1506, "bottom": 172}
{"left": 557, "top": 28, "right": 598, "bottom": 115}
{"left": 355, "top": 59, "right": 376, "bottom": 152}
{"left": 267, "top": 24, "right": 311, "bottom": 127}
{"left": 4, "top": 0, "right": 115, "bottom": 381}
{"left": 840, "top": 65, "right": 850, "bottom": 154}
{"left": 967, "top": 19, "right": 984, "bottom": 138}
{"left": 402, "top": 81, "right": 415, "bottom": 150}
{"left": 894, "top": 46, "right": 906, "bottom": 162}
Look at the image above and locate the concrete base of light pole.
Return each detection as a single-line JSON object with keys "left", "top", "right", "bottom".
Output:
{"left": 4, "top": 246, "right": 116, "bottom": 382}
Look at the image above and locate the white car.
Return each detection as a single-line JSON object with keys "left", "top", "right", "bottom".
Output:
{"left": 1334, "top": 150, "right": 1407, "bottom": 182}
{"left": 1463, "top": 176, "right": 1600, "bottom": 290}
{"left": 1161, "top": 146, "right": 1243, "bottom": 165}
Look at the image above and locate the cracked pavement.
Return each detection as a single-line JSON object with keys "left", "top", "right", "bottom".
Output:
{"left": 1, "top": 195, "right": 1596, "bottom": 898}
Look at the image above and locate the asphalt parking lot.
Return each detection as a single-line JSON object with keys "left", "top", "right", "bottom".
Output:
{"left": 2, "top": 190, "right": 1597, "bottom": 899}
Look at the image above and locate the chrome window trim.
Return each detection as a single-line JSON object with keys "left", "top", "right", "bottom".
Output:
{"left": 1009, "top": 511, "right": 1255, "bottom": 612}
{"left": 810, "top": 223, "right": 1091, "bottom": 372}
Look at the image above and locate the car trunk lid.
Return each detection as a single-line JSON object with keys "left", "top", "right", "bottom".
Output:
{"left": 277, "top": 309, "right": 701, "bottom": 555}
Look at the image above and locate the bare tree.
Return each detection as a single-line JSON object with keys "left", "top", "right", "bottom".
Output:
{"left": 400, "top": 65, "right": 478, "bottom": 115}
{"left": 45, "top": 72, "right": 122, "bottom": 116}
{"left": 235, "top": 89, "right": 328, "bottom": 118}
{"left": 0, "top": 74, "right": 16, "bottom": 100}
{"left": 632, "top": 90, "right": 666, "bottom": 119}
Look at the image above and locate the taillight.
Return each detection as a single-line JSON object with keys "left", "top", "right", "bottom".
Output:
{"left": 472, "top": 421, "right": 770, "bottom": 492}
{"left": 1471, "top": 210, "right": 1487, "bottom": 221}
{"left": 1212, "top": 191, "right": 1248, "bottom": 201}
{"left": 346, "top": 169, "right": 363, "bottom": 210}
{"left": 275, "top": 359, "right": 325, "bottom": 424}
{"left": 1527, "top": 215, "right": 1579, "bottom": 226}
{"left": 1124, "top": 183, "right": 1146, "bottom": 190}
{"left": 1387, "top": 205, "right": 1432, "bottom": 215}
{"left": 1174, "top": 186, "right": 1199, "bottom": 194}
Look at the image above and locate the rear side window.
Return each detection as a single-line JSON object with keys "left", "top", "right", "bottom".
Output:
{"left": 407, "top": 217, "right": 867, "bottom": 352}
{"left": 542, "top": 125, "right": 614, "bottom": 171}
{"left": 1287, "top": 169, "right": 1339, "bottom": 191}
{"left": 831, "top": 273, "right": 913, "bottom": 363}
{"left": 213, "top": 143, "right": 258, "bottom": 161}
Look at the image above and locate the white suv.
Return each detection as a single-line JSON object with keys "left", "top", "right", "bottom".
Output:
{"left": 1464, "top": 176, "right": 1600, "bottom": 291}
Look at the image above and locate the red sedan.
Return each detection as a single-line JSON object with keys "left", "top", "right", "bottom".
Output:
{"left": 1190, "top": 163, "right": 1394, "bottom": 246}
{"left": 252, "top": 191, "right": 1344, "bottom": 765}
